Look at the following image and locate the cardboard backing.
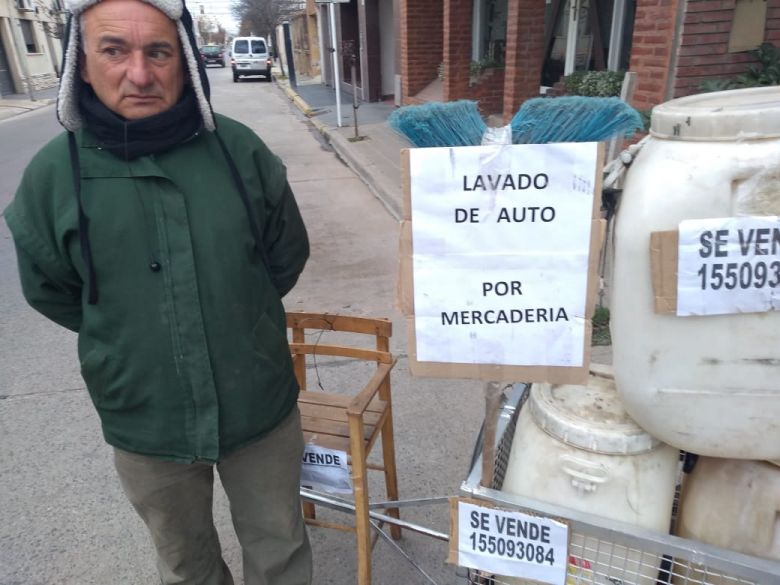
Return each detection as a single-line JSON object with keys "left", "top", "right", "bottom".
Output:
{"left": 650, "top": 230, "right": 679, "bottom": 315}
{"left": 397, "top": 145, "right": 605, "bottom": 385}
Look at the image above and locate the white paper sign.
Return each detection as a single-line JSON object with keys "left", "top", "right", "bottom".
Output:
{"left": 409, "top": 143, "right": 597, "bottom": 367}
{"left": 300, "top": 445, "right": 352, "bottom": 494}
{"left": 677, "top": 216, "right": 780, "bottom": 316}
{"left": 458, "top": 501, "right": 568, "bottom": 584}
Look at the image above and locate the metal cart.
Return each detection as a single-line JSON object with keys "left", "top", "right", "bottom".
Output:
{"left": 458, "top": 383, "right": 780, "bottom": 585}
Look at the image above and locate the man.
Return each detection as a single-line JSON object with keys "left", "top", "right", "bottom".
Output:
{"left": 3, "top": 0, "right": 312, "bottom": 583}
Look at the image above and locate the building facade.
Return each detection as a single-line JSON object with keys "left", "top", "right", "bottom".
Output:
{"left": 315, "top": 0, "right": 399, "bottom": 103}
{"left": 631, "top": 0, "right": 780, "bottom": 110}
{"left": 0, "top": 0, "right": 65, "bottom": 96}
{"left": 400, "top": 0, "right": 780, "bottom": 119}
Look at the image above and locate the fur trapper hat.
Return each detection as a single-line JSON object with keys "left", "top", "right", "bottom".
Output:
{"left": 58, "top": 0, "right": 215, "bottom": 131}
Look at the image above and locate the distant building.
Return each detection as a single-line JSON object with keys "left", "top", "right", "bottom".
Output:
{"left": 0, "top": 0, "right": 65, "bottom": 96}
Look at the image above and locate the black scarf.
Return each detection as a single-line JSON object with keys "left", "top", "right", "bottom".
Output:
{"left": 78, "top": 84, "right": 202, "bottom": 160}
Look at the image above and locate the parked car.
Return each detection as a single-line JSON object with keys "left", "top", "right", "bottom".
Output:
{"left": 230, "top": 36, "right": 272, "bottom": 82}
{"left": 199, "top": 44, "right": 225, "bottom": 67}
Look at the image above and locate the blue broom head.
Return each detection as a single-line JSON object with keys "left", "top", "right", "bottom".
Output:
{"left": 388, "top": 100, "right": 487, "bottom": 148}
{"left": 510, "top": 96, "right": 644, "bottom": 144}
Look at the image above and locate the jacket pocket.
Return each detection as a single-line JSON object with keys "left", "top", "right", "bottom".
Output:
{"left": 79, "top": 345, "right": 135, "bottom": 412}
{"left": 250, "top": 312, "right": 293, "bottom": 382}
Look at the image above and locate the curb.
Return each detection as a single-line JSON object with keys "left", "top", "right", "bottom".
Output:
{"left": 276, "top": 80, "right": 313, "bottom": 117}
{"left": 0, "top": 97, "right": 55, "bottom": 122}
{"left": 326, "top": 131, "right": 402, "bottom": 221}
{"left": 273, "top": 80, "right": 402, "bottom": 221}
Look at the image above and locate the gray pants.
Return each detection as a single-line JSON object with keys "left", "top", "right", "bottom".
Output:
{"left": 113, "top": 408, "right": 312, "bottom": 585}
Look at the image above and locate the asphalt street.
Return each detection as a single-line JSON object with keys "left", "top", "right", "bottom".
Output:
{"left": 0, "top": 67, "right": 485, "bottom": 584}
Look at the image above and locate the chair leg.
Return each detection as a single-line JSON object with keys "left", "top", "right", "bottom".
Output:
{"left": 349, "top": 415, "right": 372, "bottom": 585}
{"left": 380, "top": 421, "right": 402, "bottom": 539}
{"left": 302, "top": 501, "right": 316, "bottom": 520}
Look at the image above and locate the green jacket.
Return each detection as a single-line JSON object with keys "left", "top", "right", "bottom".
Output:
{"left": 4, "top": 114, "right": 309, "bottom": 463}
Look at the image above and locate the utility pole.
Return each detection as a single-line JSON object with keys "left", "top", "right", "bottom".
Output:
{"left": 282, "top": 20, "right": 296, "bottom": 89}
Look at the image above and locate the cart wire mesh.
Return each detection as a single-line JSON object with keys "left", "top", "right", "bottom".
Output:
{"left": 460, "top": 384, "right": 780, "bottom": 585}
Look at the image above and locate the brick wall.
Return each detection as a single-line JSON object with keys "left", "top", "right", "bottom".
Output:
{"left": 628, "top": 0, "right": 681, "bottom": 111}
{"left": 443, "top": 0, "right": 473, "bottom": 101}
{"left": 442, "top": 0, "right": 546, "bottom": 118}
{"left": 503, "top": 0, "right": 546, "bottom": 121}
{"left": 401, "top": 0, "right": 444, "bottom": 100}
{"left": 769, "top": 1, "right": 780, "bottom": 43}
{"left": 630, "top": 0, "right": 780, "bottom": 110}
{"left": 451, "top": 68, "right": 505, "bottom": 117}
{"left": 674, "top": 0, "right": 780, "bottom": 98}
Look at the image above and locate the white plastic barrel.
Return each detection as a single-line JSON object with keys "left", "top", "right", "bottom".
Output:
{"left": 674, "top": 458, "right": 780, "bottom": 585}
{"left": 611, "top": 86, "right": 780, "bottom": 459}
{"left": 500, "top": 366, "right": 679, "bottom": 585}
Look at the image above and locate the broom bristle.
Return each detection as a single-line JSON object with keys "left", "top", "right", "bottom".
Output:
{"left": 388, "top": 100, "right": 487, "bottom": 147}
{"left": 511, "top": 96, "right": 643, "bottom": 144}
{"left": 387, "top": 96, "right": 643, "bottom": 148}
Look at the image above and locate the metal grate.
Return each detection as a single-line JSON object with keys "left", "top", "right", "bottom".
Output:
{"left": 490, "top": 384, "right": 528, "bottom": 492}
{"left": 465, "top": 552, "right": 761, "bottom": 585}
{"left": 460, "top": 385, "right": 780, "bottom": 585}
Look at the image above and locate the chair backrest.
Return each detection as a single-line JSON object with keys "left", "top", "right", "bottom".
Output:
{"left": 286, "top": 312, "right": 393, "bottom": 391}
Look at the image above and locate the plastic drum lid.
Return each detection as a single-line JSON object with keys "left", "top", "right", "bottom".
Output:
{"left": 528, "top": 370, "right": 661, "bottom": 456}
{"left": 651, "top": 86, "right": 780, "bottom": 141}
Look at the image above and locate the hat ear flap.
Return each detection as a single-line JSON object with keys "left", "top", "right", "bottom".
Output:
{"left": 57, "top": 13, "right": 85, "bottom": 131}
{"left": 177, "top": 19, "right": 216, "bottom": 131}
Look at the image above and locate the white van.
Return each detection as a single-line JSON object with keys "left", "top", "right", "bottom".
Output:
{"left": 230, "top": 37, "right": 272, "bottom": 82}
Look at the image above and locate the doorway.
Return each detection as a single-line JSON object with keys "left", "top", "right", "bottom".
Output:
{"left": 339, "top": 0, "right": 361, "bottom": 88}
{"left": 541, "top": 0, "right": 635, "bottom": 87}
{"left": 379, "top": 0, "right": 395, "bottom": 98}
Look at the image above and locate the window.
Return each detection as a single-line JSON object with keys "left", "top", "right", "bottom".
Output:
{"left": 250, "top": 40, "right": 266, "bottom": 53}
{"left": 472, "top": 0, "right": 508, "bottom": 64}
{"left": 729, "top": 0, "right": 767, "bottom": 53}
{"left": 234, "top": 39, "right": 248, "bottom": 54}
{"left": 20, "top": 20, "right": 38, "bottom": 53}
{"left": 15, "top": 0, "right": 34, "bottom": 10}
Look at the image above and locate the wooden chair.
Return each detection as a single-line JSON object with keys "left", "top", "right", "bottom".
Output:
{"left": 287, "top": 311, "right": 401, "bottom": 585}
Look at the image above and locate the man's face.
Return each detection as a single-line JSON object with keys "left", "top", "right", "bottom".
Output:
{"left": 80, "top": 0, "right": 185, "bottom": 120}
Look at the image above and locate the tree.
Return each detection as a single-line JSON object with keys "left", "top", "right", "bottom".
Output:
{"left": 232, "top": 0, "right": 303, "bottom": 40}
{"left": 197, "top": 13, "right": 227, "bottom": 45}
{"left": 34, "top": 0, "right": 66, "bottom": 42}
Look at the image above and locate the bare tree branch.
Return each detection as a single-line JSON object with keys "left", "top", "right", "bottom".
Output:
{"left": 197, "top": 13, "right": 227, "bottom": 45}
{"left": 33, "top": 0, "right": 67, "bottom": 40}
{"left": 231, "top": 0, "right": 303, "bottom": 39}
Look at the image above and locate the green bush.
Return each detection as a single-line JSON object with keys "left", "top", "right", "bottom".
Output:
{"left": 699, "top": 43, "right": 780, "bottom": 92}
{"left": 469, "top": 57, "right": 504, "bottom": 78}
{"left": 564, "top": 70, "right": 625, "bottom": 97}
{"left": 698, "top": 78, "right": 736, "bottom": 93}
{"left": 638, "top": 109, "right": 652, "bottom": 131}
{"left": 591, "top": 306, "right": 611, "bottom": 346}
{"left": 563, "top": 71, "right": 588, "bottom": 94}
{"left": 742, "top": 42, "right": 780, "bottom": 85}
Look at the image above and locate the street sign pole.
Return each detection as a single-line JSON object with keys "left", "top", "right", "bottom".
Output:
{"left": 282, "top": 21, "right": 296, "bottom": 89}
{"left": 328, "top": 2, "right": 342, "bottom": 127}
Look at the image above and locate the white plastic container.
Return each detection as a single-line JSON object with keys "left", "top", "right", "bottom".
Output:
{"left": 501, "top": 366, "right": 679, "bottom": 585}
{"left": 611, "top": 86, "right": 780, "bottom": 459}
{"left": 674, "top": 458, "right": 780, "bottom": 585}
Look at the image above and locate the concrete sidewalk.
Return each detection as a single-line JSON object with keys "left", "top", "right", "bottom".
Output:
{"left": 276, "top": 73, "right": 410, "bottom": 221}
{"left": 0, "top": 86, "right": 58, "bottom": 122}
